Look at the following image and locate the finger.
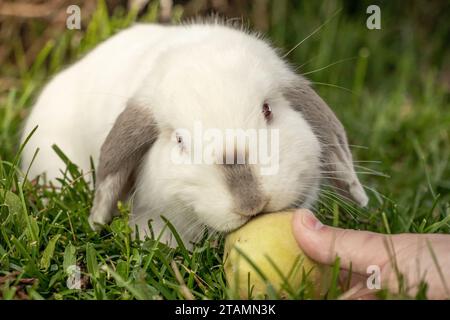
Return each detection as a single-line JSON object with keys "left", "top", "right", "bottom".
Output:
{"left": 292, "top": 209, "right": 392, "bottom": 275}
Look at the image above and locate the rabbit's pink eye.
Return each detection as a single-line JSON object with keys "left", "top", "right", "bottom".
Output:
{"left": 262, "top": 103, "right": 272, "bottom": 121}
{"left": 176, "top": 134, "right": 183, "bottom": 144}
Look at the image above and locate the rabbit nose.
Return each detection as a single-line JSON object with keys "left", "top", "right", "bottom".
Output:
{"left": 221, "top": 163, "right": 268, "bottom": 217}
{"left": 236, "top": 196, "right": 269, "bottom": 217}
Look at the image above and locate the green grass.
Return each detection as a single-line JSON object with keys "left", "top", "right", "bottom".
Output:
{"left": 0, "top": 1, "right": 449, "bottom": 300}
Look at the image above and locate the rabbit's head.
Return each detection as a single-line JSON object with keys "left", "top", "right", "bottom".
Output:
{"left": 89, "top": 25, "right": 368, "bottom": 235}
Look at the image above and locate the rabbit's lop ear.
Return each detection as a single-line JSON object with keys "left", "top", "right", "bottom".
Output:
{"left": 89, "top": 101, "right": 158, "bottom": 230}
{"left": 285, "top": 80, "right": 369, "bottom": 207}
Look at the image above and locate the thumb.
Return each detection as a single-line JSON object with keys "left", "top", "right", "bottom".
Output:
{"left": 292, "top": 209, "right": 390, "bottom": 275}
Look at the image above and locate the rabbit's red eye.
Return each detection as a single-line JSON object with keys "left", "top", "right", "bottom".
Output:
{"left": 262, "top": 103, "right": 272, "bottom": 121}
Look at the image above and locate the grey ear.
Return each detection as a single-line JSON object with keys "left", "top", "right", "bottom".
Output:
{"left": 284, "top": 79, "right": 368, "bottom": 207}
{"left": 89, "top": 101, "right": 158, "bottom": 229}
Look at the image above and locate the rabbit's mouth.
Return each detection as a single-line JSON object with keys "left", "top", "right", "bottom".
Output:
{"left": 211, "top": 214, "right": 252, "bottom": 233}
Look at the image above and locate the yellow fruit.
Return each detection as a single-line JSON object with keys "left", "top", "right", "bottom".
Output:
{"left": 224, "top": 210, "right": 325, "bottom": 298}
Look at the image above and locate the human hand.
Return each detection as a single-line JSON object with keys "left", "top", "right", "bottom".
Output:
{"left": 292, "top": 209, "right": 450, "bottom": 299}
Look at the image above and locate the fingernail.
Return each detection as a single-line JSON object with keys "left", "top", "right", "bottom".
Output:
{"left": 301, "top": 210, "right": 324, "bottom": 231}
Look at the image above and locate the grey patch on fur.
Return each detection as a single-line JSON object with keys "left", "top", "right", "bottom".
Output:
{"left": 90, "top": 100, "right": 159, "bottom": 226}
{"left": 222, "top": 164, "right": 267, "bottom": 216}
{"left": 284, "top": 77, "right": 368, "bottom": 206}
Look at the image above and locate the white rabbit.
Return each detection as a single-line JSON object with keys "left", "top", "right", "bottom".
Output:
{"left": 21, "top": 20, "right": 368, "bottom": 247}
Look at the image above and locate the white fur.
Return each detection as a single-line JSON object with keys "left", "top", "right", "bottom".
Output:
{"left": 21, "top": 23, "right": 322, "bottom": 247}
